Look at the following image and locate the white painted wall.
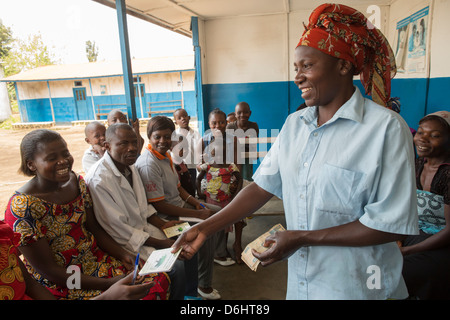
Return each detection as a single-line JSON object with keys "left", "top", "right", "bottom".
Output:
{"left": 200, "top": 4, "right": 392, "bottom": 85}
{"left": 427, "top": 0, "right": 450, "bottom": 78}
{"left": 16, "top": 70, "right": 195, "bottom": 100}
{"left": 203, "top": 14, "right": 289, "bottom": 84}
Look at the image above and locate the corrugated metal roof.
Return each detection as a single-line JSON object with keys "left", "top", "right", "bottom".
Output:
{"left": 1, "top": 55, "right": 194, "bottom": 82}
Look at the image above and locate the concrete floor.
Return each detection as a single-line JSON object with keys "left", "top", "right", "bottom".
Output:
{"left": 210, "top": 214, "right": 288, "bottom": 300}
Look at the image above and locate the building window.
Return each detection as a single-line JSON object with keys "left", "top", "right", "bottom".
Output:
{"left": 74, "top": 81, "right": 83, "bottom": 87}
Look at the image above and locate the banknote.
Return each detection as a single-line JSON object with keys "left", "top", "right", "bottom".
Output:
{"left": 163, "top": 222, "right": 191, "bottom": 238}
{"left": 241, "top": 223, "right": 286, "bottom": 271}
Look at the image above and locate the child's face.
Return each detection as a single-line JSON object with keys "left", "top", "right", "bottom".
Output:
{"left": 235, "top": 104, "right": 251, "bottom": 125}
{"left": 209, "top": 113, "right": 227, "bottom": 136}
{"left": 108, "top": 111, "right": 127, "bottom": 125}
{"left": 85, "top": 125, "right": 106, "bottom": 147}
{"left": 414, "top": 119, "right": 450, "bottom": 159}
{"left": 174, "top": 110, "right": 190, "bottom": 129}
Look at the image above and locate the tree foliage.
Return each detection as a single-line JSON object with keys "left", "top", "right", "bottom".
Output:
{"left": 0, "top": 20, "right": 13, "bottom": 63}
{"left": 85, "top": 40, "right": 99, "bottom": 62}
{"left": 2, "top": 32, "right": 57, "bottom": 77}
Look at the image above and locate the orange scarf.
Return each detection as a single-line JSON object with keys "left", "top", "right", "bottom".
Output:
{"left": 147, "top": 144, "right": 174, "bottom": 172}
{"left": 297, "top": 3, "right": 396, "bottom": 108}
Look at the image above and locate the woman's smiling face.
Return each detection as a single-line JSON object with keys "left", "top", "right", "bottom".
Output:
{"left": 28, "top": 138, "right": 73, "bottom": 183}
{"left": 149, "top": 128, "right": 173, "bottom": 155}
{"left": 414, "top": 118, "right": 450, "bottom": 159}
{"left": 293, "top": 45, "right": 344, "bottom": 108}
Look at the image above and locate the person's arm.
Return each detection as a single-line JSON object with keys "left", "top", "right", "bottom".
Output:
{"left": 253, "top": 220, "right": 407, "bottom": 267}
{"left": 19, "top": 238, "right": 119, "bottom": 291}
{"left": 20, "top": 258, "right": 56, "bottom": 300}
{"left": 179, "top": 185, "right": 205, "bottom": 210}
{"left": 85, "top": 205, "right": 135, "bottom": 271}
{"left": 172, "top": 182, "right": 273, "bottom": 259}
{"left": 131, "top": 119, "right": 145, "bottom": 154}
{"left": 151, "top": 198, "right": 212, "bottom": 220}
{"left": 233, "top": 135, "right": 243, "bottom": 173}
{"left": 230, "top": 170, "right": 243, "bottom": 199}
{"left": 196, "top": 169, "right": 206, "bottom": 200}
{"left": 92, "top": 272, "right": 155, "bottom": 300}
{"left": 401, "top": 204, "right": 450, "bottom": 255}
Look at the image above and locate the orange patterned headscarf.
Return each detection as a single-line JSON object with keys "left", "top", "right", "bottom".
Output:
{"left": 297, "top": 3, "right": 396, "bottom": 108}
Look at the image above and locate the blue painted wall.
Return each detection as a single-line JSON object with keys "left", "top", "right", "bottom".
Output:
{"left": 18, "top": 90, "right": 196, "bottom": 123}
{"left": 427, "top": 77, "right": 450, "bottom": 115}
{"left": 201, "top": 77, "right": 448, "bottom": 132}
{"left": 203, "top": 82, "right": 290, "bottom": 131}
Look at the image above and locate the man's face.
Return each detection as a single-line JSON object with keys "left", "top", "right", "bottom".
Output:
{"left": 106, "top": 128, "right": 138, "bottom": 170}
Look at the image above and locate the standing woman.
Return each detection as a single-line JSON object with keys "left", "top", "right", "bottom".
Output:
{"left": 173, "top": 3, "right": 419, "bottom": 300}
{"left": 4, "top": 129, "right": 169, "bottom": 300}
{"left": 401, "top": 111, "right": 450, "bottom": 299}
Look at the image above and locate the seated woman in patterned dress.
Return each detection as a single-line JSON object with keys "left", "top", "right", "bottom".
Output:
{"left": 401, "top": 111, "right": 450, "bottom": 299}
{"left": 4, "top": 129, "right": 170, "bottom": 300}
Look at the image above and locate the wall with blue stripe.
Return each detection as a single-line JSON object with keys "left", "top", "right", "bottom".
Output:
{"left": 18, "top": 90, "right": 196, "bottom": 123}
{"left": 202, "top": 77, "right": 448, "bottom": 133}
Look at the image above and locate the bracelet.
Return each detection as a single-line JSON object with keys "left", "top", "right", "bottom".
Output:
{"left": 186, "top": 195, "right": 192, "bottom": 203}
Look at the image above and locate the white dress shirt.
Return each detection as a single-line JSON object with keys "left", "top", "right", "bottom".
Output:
{"left": 85, "top": 151, "right": 165, "bottom": 260}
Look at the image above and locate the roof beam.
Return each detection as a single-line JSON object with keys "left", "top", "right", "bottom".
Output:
{"left": 92, "top": 0, "right": 192, "bottom": 37}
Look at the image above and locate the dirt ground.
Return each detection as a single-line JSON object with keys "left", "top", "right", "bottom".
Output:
{"left": 0, "top": 125, "right": 97, "bottom": 220}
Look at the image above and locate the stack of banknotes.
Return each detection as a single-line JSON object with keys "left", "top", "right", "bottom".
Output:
{"left": 241, "top": 223, "right": 286, "bottom": 271}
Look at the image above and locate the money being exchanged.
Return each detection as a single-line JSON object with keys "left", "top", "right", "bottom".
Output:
{"left": 241, "top": 224, "right": 286, "bottom": 272}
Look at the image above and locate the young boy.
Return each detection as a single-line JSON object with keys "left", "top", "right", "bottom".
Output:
{"left": 107, "top": 109, "right": 145, "bottom": 155}
{"left": 226, "top": 101, "right": 259, "bottom": 181}
{"left": 82, "top": 121, "right": 106, "bottom": 174}
{"left": 173, "top": 108, "right": 201, "bottom": 195}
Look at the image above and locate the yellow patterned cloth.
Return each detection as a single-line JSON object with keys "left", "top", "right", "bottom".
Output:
{"left": 4, "top": 175, "right": 169, "bottom": 300}
{"left": 0, "top": 221, "right": 29, "bottom": 300}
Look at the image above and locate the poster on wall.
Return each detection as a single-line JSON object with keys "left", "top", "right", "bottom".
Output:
{"left": 394, "top": 6, "right": 429, "bottom": 75}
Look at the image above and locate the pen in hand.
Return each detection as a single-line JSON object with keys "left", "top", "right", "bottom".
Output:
{"left": 132, "top": 253, "right": 140, "bottom": 285}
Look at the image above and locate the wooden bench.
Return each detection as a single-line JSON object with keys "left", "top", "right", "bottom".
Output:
{"left": 148, "top": 100, "right": 182, "bottom": 117}
{"left": 237, "top": 136, "right": 284, "bottom": 216}
{"left": 95, "top": 104, "right": 128, "bottom": 120}
{"left": 238, "top": 136, "right": 277, "bottom": 160}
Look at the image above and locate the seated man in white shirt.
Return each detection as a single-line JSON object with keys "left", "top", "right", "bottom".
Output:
{"left": 85, "top": 123, "right": 197, "bottom": 300}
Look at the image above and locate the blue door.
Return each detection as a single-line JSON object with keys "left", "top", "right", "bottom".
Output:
{"left": 73, "top": 87, "right": 89, "bottom": 120}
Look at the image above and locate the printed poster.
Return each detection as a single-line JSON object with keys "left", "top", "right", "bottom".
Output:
{"left": 395, "top": 6, "right": 429, "bottom": 74}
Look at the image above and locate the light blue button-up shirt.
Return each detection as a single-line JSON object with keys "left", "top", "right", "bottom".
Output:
{"left": 253, "top": 87, "right": 419, "bottom": 300}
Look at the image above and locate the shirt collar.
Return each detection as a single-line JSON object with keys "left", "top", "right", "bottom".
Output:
{"left": 147, "top": 143, "right": 175, "bottom": 171}
{"left": 299, "top": 86, "right": 364, "bottom": 126}
{"left": 103, "top": 151, "right": 128, "bottom": 178}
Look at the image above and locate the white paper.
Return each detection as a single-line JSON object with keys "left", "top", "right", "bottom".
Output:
{"left": 139, "top": 248, "right": 181, "bottom": 275}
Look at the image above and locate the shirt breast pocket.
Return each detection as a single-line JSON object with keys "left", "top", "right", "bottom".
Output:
{"left": 316, "top": 163, "right": 367, "bottom": 220}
